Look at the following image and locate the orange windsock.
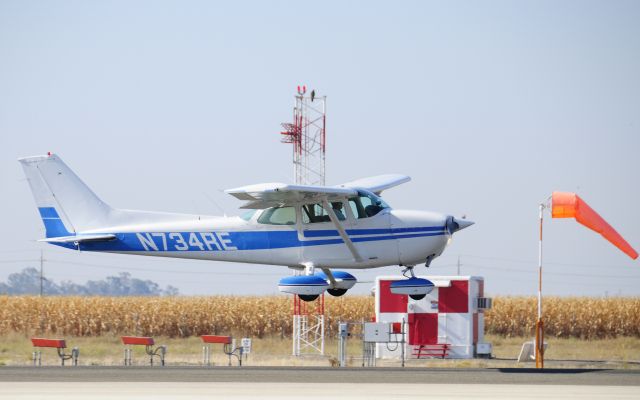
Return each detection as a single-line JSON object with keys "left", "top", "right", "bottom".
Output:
{"left": 551, "top": 192, "right": 638, "bottom": 260}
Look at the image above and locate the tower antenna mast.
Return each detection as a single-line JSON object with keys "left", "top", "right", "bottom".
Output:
{"left": 280, "top": 86, "right": 327, "bottom": 356}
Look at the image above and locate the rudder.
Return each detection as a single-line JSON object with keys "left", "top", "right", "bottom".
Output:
{"left": 19, "top": 153, "right": 112, "bottom": 236}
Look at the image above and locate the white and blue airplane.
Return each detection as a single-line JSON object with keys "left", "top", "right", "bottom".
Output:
{"left": 19, "top": 153, "right": 473, "bottom": 301}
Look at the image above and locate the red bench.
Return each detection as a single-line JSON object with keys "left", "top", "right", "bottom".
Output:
{"left": 121, "top": 336, "right": 166, "bottom": 366}
{"left": 412, "top": 344, "right": 450, "bottom": 359}
{"left": 31, "top": 338, "right": 79, "bottom": 366}
{"left": 201, "top": 335, "right": 243, "bottom": 366}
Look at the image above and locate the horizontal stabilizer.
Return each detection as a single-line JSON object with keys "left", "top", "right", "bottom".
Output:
{"left": 39, "top": 233, "right": 117, "bottom": 244}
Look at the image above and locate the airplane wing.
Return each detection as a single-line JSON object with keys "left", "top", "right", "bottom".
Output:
{"left": 226, "top": 175, "right": 410, "bottom": 209}
{"left": 225, "top": 183, "right": 365, "bottom": 262}
{"left": 225, "top": 183, "right": 358, "bottom": 209}
{"left": 337, "top": 174, "right": 410, "bottom": 194}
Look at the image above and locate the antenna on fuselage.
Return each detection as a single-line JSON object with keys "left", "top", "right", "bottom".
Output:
{"left": 203, "top": 192, "right": 228, "bottom": 217}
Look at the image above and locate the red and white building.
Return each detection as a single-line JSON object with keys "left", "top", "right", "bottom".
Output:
{"left": 375, "top": 276, "right": 492, "bottom": 359}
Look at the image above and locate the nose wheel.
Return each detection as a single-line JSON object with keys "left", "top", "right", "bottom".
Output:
{"left": 390, "top": 265, "right": 434, "bottom": 300}
{"left": 298, "top": 294, "right": 319, "bottom": 302}
{"left": 402, "top": 267, "right": 426, "bottom": 300}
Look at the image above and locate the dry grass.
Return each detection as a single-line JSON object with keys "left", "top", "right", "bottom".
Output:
{"left": 0, "top": 332, "right": 366, "bottom": 367}
{"left": 1, "top": 333, "right": 639, "bottom": 368}
{"left": 0, "top": 295, "right": 638, "bottom": 340}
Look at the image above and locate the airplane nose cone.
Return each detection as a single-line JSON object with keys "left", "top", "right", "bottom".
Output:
{"left": 445, "top": 215, "right": 474, "bottom": 234}
{"left": 455, "top": 218, "right": 475, "bottom": 231}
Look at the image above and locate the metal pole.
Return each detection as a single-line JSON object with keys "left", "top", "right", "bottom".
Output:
{"left": 401, "top": 318, "right": 405, "bottom": 368}
{"left": 457, "top": 256, "right": 460, "bottom": 275}
{"left": 535, "top": 204, "right": 544, "bottom": 369}
{"left": 338, "top": 322, "right": 347, "bottom": 368}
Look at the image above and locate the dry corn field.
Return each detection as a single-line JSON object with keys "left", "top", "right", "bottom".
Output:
{"left": 485, "top": 296, "right": 640, "bottom": 339}
{"left": 0, "top": 296, "right": 638, "bottom": 339}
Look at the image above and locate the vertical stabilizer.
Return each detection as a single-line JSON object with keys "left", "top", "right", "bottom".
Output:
{"left": 19, "top": 153, "right": 112, "bottom": 236}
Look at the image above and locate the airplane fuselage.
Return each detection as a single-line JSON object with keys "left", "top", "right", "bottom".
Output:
{"left": 21, "top": 153, "right": 473, "bottom": 299}
{"left": 54, "top": 208, "right": 450, "bottom": 269}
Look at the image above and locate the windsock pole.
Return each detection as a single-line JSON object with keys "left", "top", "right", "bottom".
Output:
{"left": 535, "top": 203, "right": 545, "bottom": 369}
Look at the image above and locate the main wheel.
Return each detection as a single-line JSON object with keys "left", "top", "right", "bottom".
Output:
{"left": 409, "top": 294, "right": 426, "bottom": 301}
{"left": 327, "top": 288, "right": 347, "bottom": 297}
{"left": 298, "top": 294, "right": 319, "bottom": 302}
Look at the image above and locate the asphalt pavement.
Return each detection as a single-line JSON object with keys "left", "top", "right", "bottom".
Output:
{"left": 1, "top": 366, "right": 639, "bottom": 385}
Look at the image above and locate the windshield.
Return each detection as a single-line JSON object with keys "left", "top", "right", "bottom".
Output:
{"left": 239, "top": 210, "right": 257, "bottom": 221}
{"left": 257, "top": 206, "right": 297, "bottom": 225}
{"left": 348, "top": 190, "right": 390, "bottom": 219}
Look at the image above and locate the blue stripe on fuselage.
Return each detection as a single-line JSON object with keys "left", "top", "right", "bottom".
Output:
{"left": 56, "top": 227, "right": 447, "bottom": 252}
{"left": 303, "top": 226, "right": 445, "bottom": 238}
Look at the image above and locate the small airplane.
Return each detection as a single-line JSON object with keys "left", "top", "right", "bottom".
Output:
{"left": 19, "top": 153, "right": 473, "bottom": 301}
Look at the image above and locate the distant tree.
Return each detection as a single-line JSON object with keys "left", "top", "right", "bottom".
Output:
{"left": 0, "top": 268, "right": 179, "bottom": 296}
{"left": 164, "top": 285, "right": 179, "bottom": 296}
{"left": 0, "top": 267, "right": 59, "bottom": 295}
{"left": 58, "top": 280, "right": 89, "bottom": 295}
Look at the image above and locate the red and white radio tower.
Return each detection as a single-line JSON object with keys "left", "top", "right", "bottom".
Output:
{"left": 281, "top": 85, "right": 326, "bottom": 186}
{"left": 281, "top": 86, "right": 327, "bottom": 356}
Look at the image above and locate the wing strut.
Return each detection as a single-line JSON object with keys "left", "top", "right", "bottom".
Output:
{"left": 322, "top": 200, "right": 363, "bottom": 263}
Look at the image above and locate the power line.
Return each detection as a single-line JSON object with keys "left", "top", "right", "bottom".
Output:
{"left": 459, "top": 263, "right": 640, "bottom": 280}
{"left": 458, "top": 254, "right": 632, "bottom": 270}
{"left": 2, "top": 248, "right": 635, "bottom": 270}
{"left": 1, "top": 249, "right": 638, "bottom": 281}
{"left": 45, "top": 258, "right": 283, "bottom": 277}
{"left": 1, "top": 255, "right": 638, "bottom": 280}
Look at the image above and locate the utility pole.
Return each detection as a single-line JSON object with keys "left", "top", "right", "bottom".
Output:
{"left": 39, "top": 250, "right": 44, "bottom": 296}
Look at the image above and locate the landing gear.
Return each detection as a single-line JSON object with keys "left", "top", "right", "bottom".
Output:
{"left": 389, "top": 265, "right": 435, "bottom": 298}
{"left": 278, "top": 269, "right": 356, "bottom": 301}
{"left": 319, "top": 269, "right": 356, "bottom": 298}
{"left": 327, "top": 288, "right": 347, "bottom": 297}
{"left": 402, "top": 266, "right": 426, "bottom": 300}
{"left": 402, "top": 265, "right": 416, "bottom": 278}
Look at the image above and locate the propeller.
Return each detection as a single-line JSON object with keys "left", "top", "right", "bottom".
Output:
{"left": 445, "top": 215, "right": 474, "bottom": 245}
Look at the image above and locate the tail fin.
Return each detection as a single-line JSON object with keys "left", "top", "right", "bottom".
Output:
{"left": 19, "top": 153, "right": 112, "bottom": 237}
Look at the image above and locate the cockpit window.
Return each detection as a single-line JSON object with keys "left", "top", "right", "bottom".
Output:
{"left": 257, "top": 206, "right": 296, "bottom": 225}
{"left": 348, "top": 190, "right": 390, "bottom": 219}
{"left": 302, "top": 202, "right": 347, "bottom": 223}
{"left": 240, "top": 210, "right": 257, "bottom": 221}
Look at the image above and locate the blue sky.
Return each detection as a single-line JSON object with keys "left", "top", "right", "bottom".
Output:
{"left": 1, "top": 1, "right": 638, "bottom": 296}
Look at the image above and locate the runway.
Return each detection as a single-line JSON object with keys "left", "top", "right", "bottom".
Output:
{"left": 0, "top": 382, "right": 638, "bottom": 400}
{"left": 1, "top": 366, "right": 639, "bottom": 385}
{"left": 1, "top": 367, "right": 638, "bottom": 399}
